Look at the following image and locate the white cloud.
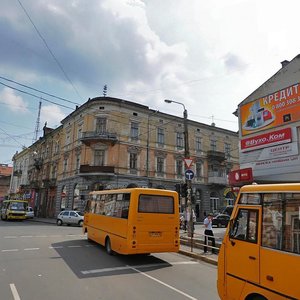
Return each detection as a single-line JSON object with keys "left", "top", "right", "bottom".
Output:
{"left": 40, "top": 104, "right": 65, "bottom": 128}
{"left": 0, "top": 87, "right": 29, "bottom": 113}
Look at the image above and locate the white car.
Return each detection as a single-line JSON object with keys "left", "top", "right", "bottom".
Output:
{"left": 26, "top": 207, "right": 34, "bottom": 219}
{"left": 56, "top": 210, "right": 84, "bottom": 226}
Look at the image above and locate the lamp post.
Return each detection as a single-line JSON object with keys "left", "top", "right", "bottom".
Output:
{"left": 164, "top": 99, "right": 193, "bottom": 238}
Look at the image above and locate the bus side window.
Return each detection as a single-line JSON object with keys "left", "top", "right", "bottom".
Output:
{"left": 230, "top": 209, "right": 258, "bottom": 243}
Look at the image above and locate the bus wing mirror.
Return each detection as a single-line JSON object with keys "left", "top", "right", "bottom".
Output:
{"left": 228, "top": 219, "right": 236, "bottom": 246}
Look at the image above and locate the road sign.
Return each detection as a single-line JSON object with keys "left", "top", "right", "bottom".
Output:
{"left": 185, "top": 169, "right": 194, "bottom": 180}
{"left": 184, "top": 158, "right": 193, "bottom": 169}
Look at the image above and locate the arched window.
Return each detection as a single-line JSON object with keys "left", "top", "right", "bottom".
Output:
{"left": 73, "top": 184, "right": 80, "bottom": 210}
{"left": 61, "top": 185, "right": 67, "bottom": 210}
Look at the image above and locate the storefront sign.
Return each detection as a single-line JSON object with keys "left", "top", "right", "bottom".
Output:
{"left": 240, "top": 128, "right": 292, "bottom": 152}
{"left": 228, "top": 168, "right": 253, "bottom": 186}
{"left": 240, "top": 83, "right": 300, "bottom": 136}
{"left": 258, "top": 142, "right": 298, "bottom": 160}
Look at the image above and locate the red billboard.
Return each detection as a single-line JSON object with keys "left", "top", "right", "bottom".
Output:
{"left": 240, "top": 127, "right": 292, "bottom": 152}
{"left": 228, "top": 168, "right": 253, "bottom": 186}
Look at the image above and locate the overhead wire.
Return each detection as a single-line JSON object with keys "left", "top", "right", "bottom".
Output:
{"left": 17, "top": 0, "right": 83, "bottom": 102}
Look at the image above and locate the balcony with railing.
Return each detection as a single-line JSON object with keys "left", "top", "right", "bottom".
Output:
{"left": 80, "top": 131, "right": 118, "bottom": 146}
{"left": 79, "top": 164, "right": 115, "bottom": 175}
{"left": 207, "top": 150, "right": 226, "bottom": 162}
{"left": 208, "top": 171, "right": 228, "bottom": 185}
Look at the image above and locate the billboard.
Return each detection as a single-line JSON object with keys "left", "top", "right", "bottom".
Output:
{"left": 240, "top": 83, "right": 300, "bottom": 136}
{"left": 240, "top": 128, "right": 292, "bottom": 152}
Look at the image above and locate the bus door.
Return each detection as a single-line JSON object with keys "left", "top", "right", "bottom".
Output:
{"left": 226, "top": 207, "right": 260, "bottom": 284}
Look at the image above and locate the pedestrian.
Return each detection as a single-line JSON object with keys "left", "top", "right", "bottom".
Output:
{"left": 203, "top": 213, "right": 216, "bottom": 254}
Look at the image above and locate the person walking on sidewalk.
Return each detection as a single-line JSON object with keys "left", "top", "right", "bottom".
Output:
{"left": 203, "top": 213, "right": 216, "bottom": 254}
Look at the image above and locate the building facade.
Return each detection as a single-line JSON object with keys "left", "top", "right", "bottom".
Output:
{"left": 10, "top": 97, "right": 239, "bottom": 219}
{"left": 234, "top": 54, "right": 300, "bottom": 185}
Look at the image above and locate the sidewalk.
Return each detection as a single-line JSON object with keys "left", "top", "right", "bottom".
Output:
{"left": 28, "top": 217, "right": 218, "bottom": 265}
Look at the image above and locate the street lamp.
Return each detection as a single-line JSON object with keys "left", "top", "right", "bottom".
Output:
{"left": 164, "top": 99, "right": 193, "bottom": 238}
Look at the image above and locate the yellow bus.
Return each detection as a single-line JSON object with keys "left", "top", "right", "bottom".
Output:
{"left": 0, "top": 199, "right": 28, "bottom": 220}
{"left": 217, "top": 183, "right": 300, "bottom": 300}
{"left": 83, "top": 188, "right": 180, "bottom": 255}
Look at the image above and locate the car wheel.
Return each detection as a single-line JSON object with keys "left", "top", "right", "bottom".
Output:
{"left": 105, "top": 237, "right": 113, "bottom": 255}
{"left": 78, "top": 220, "right": 83, "bottom": 226}
{"left": 57, "top": 219, "right": 63, "bottom": 226}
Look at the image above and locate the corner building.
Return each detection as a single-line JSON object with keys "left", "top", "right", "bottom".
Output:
{"left": 234, "top": 54, "right": 300, "bottom": 184}
{"left": 10, "top": 97, "right": 239, "bottom": 220}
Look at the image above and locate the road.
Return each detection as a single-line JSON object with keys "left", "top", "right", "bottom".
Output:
{"left": 0, "top": 220, "right": 220, "bottom": 300}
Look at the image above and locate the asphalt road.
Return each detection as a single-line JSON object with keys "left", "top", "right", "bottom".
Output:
{"left": 0, "top": 220, "right": 220, "bottom": 300}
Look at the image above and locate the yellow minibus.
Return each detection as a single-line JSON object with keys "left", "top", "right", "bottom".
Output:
{"left": 1, "top": 199, "right": 28, "bottom": 220}
{"left": 83, "top": 188, "right": 180, "bottom": 255}
{"left": 218, "top": 183, "right": 300, "bottom": 300}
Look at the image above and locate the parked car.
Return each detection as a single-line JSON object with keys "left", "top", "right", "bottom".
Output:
{"left": 212, "top": 214, "right": 230, "bottom": 228}
{"left": 56, "top": 210, "right": 84, "bottom": 226}
{"left": 26, "top": 207, "right": 34, "bottom": 219}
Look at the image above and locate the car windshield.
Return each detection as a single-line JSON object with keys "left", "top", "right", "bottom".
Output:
{"left": 9, "top": 201, "right": 26, "bottom": 211}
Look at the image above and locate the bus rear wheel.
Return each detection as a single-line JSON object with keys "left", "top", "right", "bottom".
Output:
{"left": 105, "top": 237, "right": 113, "bottom": 255}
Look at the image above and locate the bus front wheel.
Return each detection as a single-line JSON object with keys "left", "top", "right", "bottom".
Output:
{"left": 105, "top": 237, "right": 113, "bottom": 255}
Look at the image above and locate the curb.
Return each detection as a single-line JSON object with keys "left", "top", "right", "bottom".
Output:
{"left": 178, "top": 249, "right": 218, "bottom": 266}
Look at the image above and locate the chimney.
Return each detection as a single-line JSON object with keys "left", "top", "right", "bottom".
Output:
{"left": 281, "top": 60, "right": 290, "bottom": 68}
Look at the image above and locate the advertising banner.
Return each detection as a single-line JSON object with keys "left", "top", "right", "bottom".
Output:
{"left": 240, "top": 128, "right": 292, "bottom": 152}
{"left": 240, "top": 83, "right": 300, "bottom": 136}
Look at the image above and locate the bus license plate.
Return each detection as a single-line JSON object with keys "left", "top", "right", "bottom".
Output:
{"left": 149, "top": 231, "right": 161, "bottom": 237}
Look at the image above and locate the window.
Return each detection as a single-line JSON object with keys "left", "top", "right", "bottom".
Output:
{"left": 262, "top": 193, "right": 300, "bottom": 254}
{"left": 89, "top": 193, "right": 130, "bottom": 219}
{"left": 176, "top": 132, "right": 184, "bottom": 149}
{"left": 129, "top": 153, "right": 137, "bottom": 170}
{"left": 230, "top": 209, "right": 258, "bottom": 243}
{"left": 63, "top": 158, "right": 68, "bottom": 173}
{"left": 131, "top": 122, "right": 139, "bottom": 140}
{"left": 239, "top": 193, "right": 261, "bottom": 205}
{"left": 65, "top": 134, "right": 70, "bottom": 146}
{"left": 176, "top": 159, "right": 183, "bottom": 176}
{"left": 224, "top": 142, "right": 231, "bottom": 159}
{"left": 96, "top": 117, "right": 106, "bottom": 133}
{"left": 157, "top": 157, "right": 164, "bottom": 174}
{"left": 195, "top": 136, "right": 202, "bottom": 152}
{"left": 157, "top": 128, "right": 164, "bottom": 145}
{"left": 75, "top": 154, "right": 80, "bottom": 171}
{"left": 51, "top": 164, "right": 57, "bottom": 179}
{"left": 210, "top": 138, "right": 216, "bottom": 151}
{"left": 94, "top": 150, "right": 105, "bottom": 166}
{"left": 196, "top": 162, "right": 202, "bottom": 179}
{"left": 73, "top": 184, "right": 80, "bottom": 210}
{"left": 138, "top": 195, "right": 174, "bottom": 214}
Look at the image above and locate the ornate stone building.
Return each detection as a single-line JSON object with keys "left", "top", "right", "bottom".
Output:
{"left": 10, "top": 97, "right": 239, "bottom": 219}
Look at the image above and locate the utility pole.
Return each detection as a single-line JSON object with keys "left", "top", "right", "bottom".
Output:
{"left": 165, "top": 100, "right": 193, "bottom": 239}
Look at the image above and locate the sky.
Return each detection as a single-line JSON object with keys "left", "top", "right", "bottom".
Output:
{"left": 1, "top": 0, "right": 300, "bottom": 165}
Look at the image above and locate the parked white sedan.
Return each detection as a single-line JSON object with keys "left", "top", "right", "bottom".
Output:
{"left": 26, "top": 207, "right": 34, "bottom": 219}
{"left": 56, "top": 210, "right": 84, "bottom": 226}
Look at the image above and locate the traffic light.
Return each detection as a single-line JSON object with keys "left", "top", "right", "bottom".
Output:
{"left": 181, "top": 183, "right": 188, "bottom": 198}
{"left": 175, "top": 183, "right": 181, "bottom": 195}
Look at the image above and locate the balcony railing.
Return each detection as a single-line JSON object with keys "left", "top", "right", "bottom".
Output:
{"left": 207, "top": 150, "right": 226, "bottom": 161}
{"left": 208, "top": 171, "right": 228, "bottom": 185}
{"left": 80, "top": 131, "right": 118, "bottom": 146}
{"left": 79, "top": 165, "right": 115, "bottom": 174}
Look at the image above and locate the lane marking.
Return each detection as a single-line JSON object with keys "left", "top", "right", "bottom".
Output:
{"left": 2, "top": 249, "right": 19, "bottom": 252}
{"left": 24, "top": 248, "right": 40, "bottom": 251}
{"left": 68, "top": 245, "right": 82, "bottom": 248}
{"left": 81, "top": 261, "right": 198, "bottom": 275}
{"left": 130, "top": 266, "right": 198, "bottom": 300}
{"left": 10, "top": 283, "right": 21, "bottom": 300}
{"left": 20, "top": 235, "right": 33, "bottom": 238}
{"left": 4, "top": 236, "right": 17, "bottom": 239}
{"left": 49, "top": 246, "right": 63, "bottom": 249}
